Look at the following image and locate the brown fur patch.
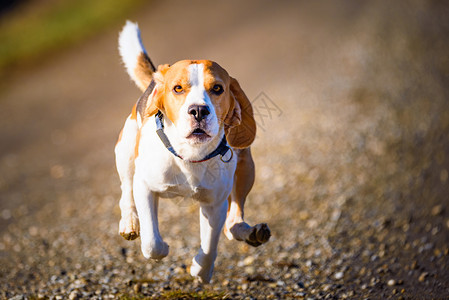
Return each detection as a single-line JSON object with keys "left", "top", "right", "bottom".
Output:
{"left": 130, "top": 104, "right": 138, "bottom": 120}
{"left": 225, "top": 78, "right": 256, "bottom": 149}
{"left": 134, "top": 53, "right": 154, "bottom": 91}
{"left": 134, "top": 128, "right": 141, "bottom": 158}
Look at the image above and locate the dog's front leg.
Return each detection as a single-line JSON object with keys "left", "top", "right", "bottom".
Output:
{"left": 190, "top": 200, "right": 227, "bottom": 283}
{"left": 133, "top": 178, "right": 169, "bottom": 260}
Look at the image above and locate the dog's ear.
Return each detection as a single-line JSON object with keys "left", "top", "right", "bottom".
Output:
{"left": 153, "top": 64, "right": 170, "bottom": 82}
{"left": 225, "top": 77, "right": 257, "bottom": 149}
{"left": 119, "top": 21, "right": 157, "bottom": 92}
{"left": 143, "top": 64, "right": 171, "bottom": 117}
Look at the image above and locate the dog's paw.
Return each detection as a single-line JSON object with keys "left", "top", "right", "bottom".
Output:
{"left": 119, "top": 213, "right": 140, "bottom": 240}
{"left": 141, "top": 239, "right": 169, "bottom": 260}
{"left": 245, "top": 223, "right": 271, "bottom": 247}
{"left": 223, "top": 223, "right": 235, "bottom": 240}
{"left": 190, "top": 256, "right": 213, "bottom": 284}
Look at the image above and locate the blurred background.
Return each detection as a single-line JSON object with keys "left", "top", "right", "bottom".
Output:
{"left": 1, "top": 0, "right": 448, "bottom": 299}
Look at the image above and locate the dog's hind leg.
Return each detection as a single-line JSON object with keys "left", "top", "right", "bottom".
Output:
{"left": 223, "top": 148, "right": 271, "bottom": 247}
{"left": 115, "top": 110, "right": 140, "bottom": 240}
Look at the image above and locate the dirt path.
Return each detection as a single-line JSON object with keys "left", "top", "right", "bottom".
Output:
{"left": 1, "top": 1, "right": 449, "bottom": 299}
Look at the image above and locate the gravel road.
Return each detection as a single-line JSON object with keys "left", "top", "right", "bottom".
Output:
{"left": 1, "top": 1, "right": 449, "bottom": 299}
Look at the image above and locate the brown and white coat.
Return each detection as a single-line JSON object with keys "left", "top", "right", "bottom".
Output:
{"left": 115, "top": 21, "right": 270, "bottom": 283}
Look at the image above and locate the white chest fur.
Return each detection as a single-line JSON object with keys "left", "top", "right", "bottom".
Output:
{"left": 134, "top": 117, "right": 237, "bottom": 204}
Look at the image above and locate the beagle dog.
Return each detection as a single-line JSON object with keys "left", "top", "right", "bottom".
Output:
{"left": 115, "top": 21, "right": 270, "bottom": 283}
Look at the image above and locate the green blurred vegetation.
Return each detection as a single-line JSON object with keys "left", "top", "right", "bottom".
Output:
{"left": 0, "top": 0, "right": 144, "bottom": 76}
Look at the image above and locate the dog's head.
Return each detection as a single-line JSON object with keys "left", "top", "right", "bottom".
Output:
{"left": 147, "top": 60, "right": 255, "bottom": 149}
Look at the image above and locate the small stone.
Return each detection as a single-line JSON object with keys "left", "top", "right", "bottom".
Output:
{"left": 402, "top": 224, "right": 410, "bottom": 232}
{"left": 277, "top": 280, "right": 285, "bottom": 286}
{"left": 334, "top": 271, "right": 344, "bottom": 280}
{"left": 28, "top": 226, "right": 39, "bottom": 236}
{"left": 359, "top": 267, "right": 366, "bottom": 276}
{"left": 370, "top": 277, "right": 379, "bottom": 286}
{"left": 245, "top": 266, "right": 256, "bottom": 275}
{"left": 264, "top": 258, "right": 273, "bottom": 267}
{"left": 306, "top": 219, "right": 318, "bottom": 229}
{"left": 126, "top": 257, "right": 134, "bottom": 264}
{"left": 243, "top": 256, "right": 255, "bottom": 266}
{"left": 418, "top": 272, "right": 428, "bottom": 282}
{"left": 431, "top": 227, "right": 439, "bottom": 235}
{"left": 387, "top": 279, "right": 396, "bottom": 286}
{"left": 431, "top": 205, "right": 443, "bottom": 216}
{"left": 133, "top": 283, "right": 142, "bottom": 293}
{"left": 69, "top": 290, "right": 80, "bottom": 300}
{"left": 1, "top": 209, "right": 11, "bottom": 220}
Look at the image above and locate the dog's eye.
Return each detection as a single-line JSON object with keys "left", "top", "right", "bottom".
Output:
{"left": 212, "top": 84, "right": 224, "bottom": 95}
{"left": 173, "top": 85, "right": 183, "bottom": 94}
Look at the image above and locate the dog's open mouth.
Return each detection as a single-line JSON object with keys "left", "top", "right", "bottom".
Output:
{"left": 187, "top": 128, "right": 210, "bottom": 142}
{"left": 192, "top": 128, "right": 206, "bottom": 135}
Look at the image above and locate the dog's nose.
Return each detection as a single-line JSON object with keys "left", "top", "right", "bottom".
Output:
{"left": 188, "top": 105, "right": 210, "bottom": 122}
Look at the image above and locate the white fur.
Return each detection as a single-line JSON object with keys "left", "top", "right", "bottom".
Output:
{"left": 190, "top": 200, "right": 228, "bottom": 282}
{"left": 129, "top": 115, "right": 237, "bottom": 282}
{"left": 183, "top": 64, "right": 219, "bottom": 138}
{"left": 165, "top": 64, "right": 220, "bottom": 161}
{"left": 118, "top": 21, "right": 147, "bottom": 88}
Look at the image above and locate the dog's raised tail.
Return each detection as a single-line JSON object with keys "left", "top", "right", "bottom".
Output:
{"left": 119, "top": 21, "right": 156, "bottom": 91}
